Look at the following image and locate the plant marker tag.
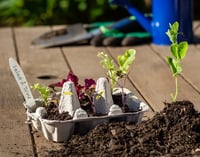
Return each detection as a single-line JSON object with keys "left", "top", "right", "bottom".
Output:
{"left": 9, "top": 58, "right": 36, "bottom": 111}
{"left": 59, "top": 81, "right": 80, "bottom": 116}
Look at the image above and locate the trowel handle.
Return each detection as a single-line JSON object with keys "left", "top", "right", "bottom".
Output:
{"left": 109, "top": 0, "right": 152, "bottom": 33}
{"left": 109, "top": 16, "right": 136, "bottom": 31}
{"left": 91, "top": 16, "right": 138, "bottom": 36}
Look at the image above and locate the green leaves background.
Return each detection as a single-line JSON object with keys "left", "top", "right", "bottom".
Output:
{"left": 0, "top": 0, "right": 148, "bottom": 26}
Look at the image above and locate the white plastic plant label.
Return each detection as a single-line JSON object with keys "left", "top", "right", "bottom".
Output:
{"left": 9, "top": 58, "right": 35, "bottom": 111}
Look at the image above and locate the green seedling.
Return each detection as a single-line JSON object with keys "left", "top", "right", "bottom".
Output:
{"left": 31, "top": 83, "right": 51, "bottom": 106}
{"left": 166, "top": 21, "right": 188, "bottom": 102}
{"left": 98, "top": 49, "right": 136, "bottom": 106}
{"left": 97, "top": 49, "right": 136, "bottom": 90}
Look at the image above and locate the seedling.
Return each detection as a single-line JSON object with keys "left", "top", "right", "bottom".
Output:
{"left": 98, "top": 49, "right": 136, "bottom": 106}
{"left": 49, "top": 71, "right": 100, "bottom": 113}
{"left": 166, "top": 21, "right": 188, "bottom": 102}
{"left": 49, "top": 71, "right": 96, "bottom": 104}
{"left": 97, "top": 49, "right": 136, "bottom": 90}
{"left": 31, "top": 83, "right": 51, "bottom": 106}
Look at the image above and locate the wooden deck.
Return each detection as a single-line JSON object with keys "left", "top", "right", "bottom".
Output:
{"left": 0, "top": 23, "right": 200, "bottom": 156}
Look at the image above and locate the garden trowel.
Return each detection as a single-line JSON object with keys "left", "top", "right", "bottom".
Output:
{"left": 31, "top": 16, "right": 146, "bottom": 48}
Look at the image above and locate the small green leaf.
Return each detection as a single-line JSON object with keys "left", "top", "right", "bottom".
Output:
{"left": 166, "top": 57, "right": 177, "bottom": 75}
{"left": 31, "top": 83, "right": 51, "bottom": 105}
{"left": 175, "top": 63, "right": 182, "bottom": 75}
{"left": 166, "top": 22, "right": 179, "bottom": 44}
{"left": 97, "top": 52, "right": 118, "bottom": 89}
{"left": 170, "top": 44, "right": 178, "bottom": 59}
{"left": 177, "top": 41, "right": 188, "bottom": 60}
{"left": 96, "top": 90, "right": 105, "bottom": 100}
{"left": 118, "top": 49, "right": 136, "bottom": 73}
{"left": 171, "top": 22, "right": 179, "bottom": 32}
{"left": 98, "top": 52, "right": 115, "bottom": 71}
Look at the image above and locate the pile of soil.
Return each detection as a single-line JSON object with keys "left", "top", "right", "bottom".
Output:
{"left": 47, "top": 101, "right": 200, "bottom": 156}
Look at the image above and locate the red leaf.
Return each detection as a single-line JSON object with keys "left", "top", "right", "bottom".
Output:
{"left": 66, "top": 71, "right": 78, "bottom": 86}
{"left": 48, "top": 71, "right": 96, "bottom": 104}
{"left": 85, "top": 79, "right": 96, "bottom": 90}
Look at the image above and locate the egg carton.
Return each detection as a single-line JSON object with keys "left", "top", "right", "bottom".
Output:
{"left": 26, "top": 91, "right": 149, "bottom": 142}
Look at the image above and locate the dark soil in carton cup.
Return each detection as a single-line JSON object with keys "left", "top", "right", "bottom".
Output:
{"left": 47, "top": 100, "right": 200, "bottom": 157}
{"left": 44, "top": 93, "right": 134, "bottom": 121}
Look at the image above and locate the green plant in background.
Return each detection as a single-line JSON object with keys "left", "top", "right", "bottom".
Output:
{"left": 166, "top": 21, "right": 188, "bottom": 102}
{"left": 0, "top": 0, "right": 120, "bottom": 26}
{"left": 31, "top": 83, "right": 51, "bottom": 106}
{"left": 0, "top": 0, "right": 148, "bottom": 26}
{"left": 0, "top": 0, "right": 57, "bottom": 26}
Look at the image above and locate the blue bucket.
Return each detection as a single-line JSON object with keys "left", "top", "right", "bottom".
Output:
{"left": 152, "top": 0, "right": 193, "bottom": 45}
{"left": 110, "top": 0, "right": 193, "bottom": 45}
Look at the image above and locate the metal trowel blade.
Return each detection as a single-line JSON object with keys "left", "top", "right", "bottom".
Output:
{"left": 31, "top": 24, "right": 93, "bottom": 48}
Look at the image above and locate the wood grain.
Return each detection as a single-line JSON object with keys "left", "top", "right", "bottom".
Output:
{"left": 0, "top": 22, "right": 200, "bottom": 156}
{"left": 0, "top": 28, "right": 33, "bottom": 157}
{"left": 13, "top": 26, "right": 71, "bottom": 156}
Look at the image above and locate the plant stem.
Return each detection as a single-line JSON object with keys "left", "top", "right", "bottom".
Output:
{"left": 117, "top": 77, "right": 126, "bottom": 107}
{"left": 172, "top": 76, "right": 178, "bottom": 102}
{"left": 121, "top": 86, "right": 125, "bottom": 106}
{"left": 92, "top": 95, "right": 96, "bottom": 113}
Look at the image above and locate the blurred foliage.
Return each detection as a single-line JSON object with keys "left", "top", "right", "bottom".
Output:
{"left": 0, "top": 0, "right": 150, "bottom": 26}
{"left": 1, "top": 0, "right": 199, "bottom": 27}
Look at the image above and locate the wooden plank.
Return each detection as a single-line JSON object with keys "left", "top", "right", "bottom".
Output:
{"left": 14, "top": 26, "right": 70, "bottom": 156}
{"left": 108, "top": 45, "right": 200, "bottom": 112}
{"left": 193, "top": 21, "right": 200, "bottom": 36}
{"left": 62, "top": 46, "right": 154, "bottom": 119}
{"left": 14, "top": 26, "right": 69, "bottom": 88}
{"left": 194, "top": 21, "right": 200, "bottom": 47}
{"left": 62, "top": 46, "right": 106, "bottom": 81}
{"left": 0, "top": 28, "right": 33, "bottom": 156}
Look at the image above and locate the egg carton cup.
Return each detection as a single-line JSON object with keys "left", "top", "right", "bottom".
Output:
{"left": 25, "top": 88, "right": 149, "bottom": 142}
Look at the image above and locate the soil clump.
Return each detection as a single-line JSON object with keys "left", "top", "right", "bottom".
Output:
{"left": 47, "top": 101, "right": 200, "bottom": 157}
